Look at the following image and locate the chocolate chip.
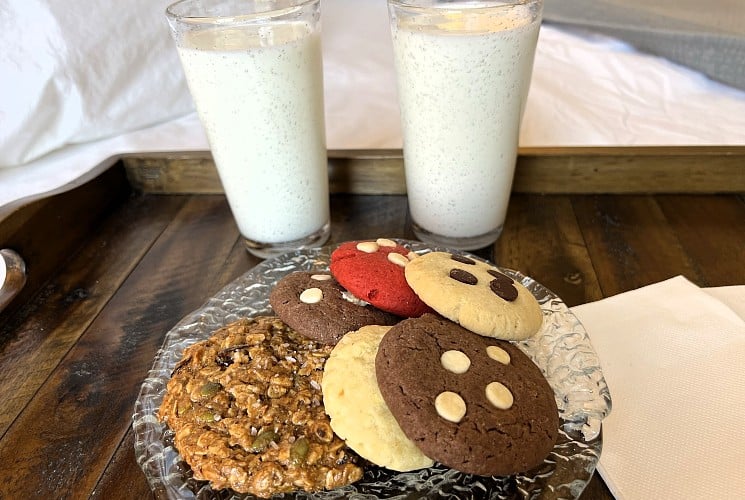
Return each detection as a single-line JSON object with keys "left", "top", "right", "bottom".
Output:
{"left": 450, "top": 254, "right": 476, "bottom": 265}
{"left": 449, "top": 268, "right": 478, "bottom": 285}
{"left": 489, "top": 277, "right": 518, "bottom": 301}
{"left": 487, "top": 269, "right": 514, "bottom": 283}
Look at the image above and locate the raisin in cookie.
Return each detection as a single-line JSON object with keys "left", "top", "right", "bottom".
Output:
{"left": 322, "top": 325, "right": 434, "bottom": 472}
{"left": 329, "top": 239, "right": 432, "bottom": 318}
{"left": 404, "top": 251, "right": 543, "bottom": 340}
{"left": 270, "top": 271, "right": 399, "bottom": 345}
{"left": 158, "top": 316, "right": 363, "bottom": 498}
{"left": 375, "top": 314, "right": 559, "bottom": 476}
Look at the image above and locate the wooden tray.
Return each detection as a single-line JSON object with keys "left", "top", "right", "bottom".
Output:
{"left": 121, "top": 146, "right": 745, "bottom": 195}
{"left": 0, "top": 148, "right": 743, "bottom": 499}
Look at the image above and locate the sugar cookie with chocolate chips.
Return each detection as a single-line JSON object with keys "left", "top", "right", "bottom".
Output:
{"left": 404, "top": 251, "right": 543, "bottom": 340}
{"left": 270, "top": 272, "right": 399, "bottom": 345}
{"left": 375, "top": 314, "right": 559, "bottom": 476}
{"left": 329, "top": 239, "right": 433, "bottom": 318}
{"left": 322, "top": 325, "right": 434, "bottom": 471}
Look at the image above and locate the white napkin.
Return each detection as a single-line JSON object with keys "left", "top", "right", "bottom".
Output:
{"left": 571, "top": 276, "right": 745, "bottom": 499}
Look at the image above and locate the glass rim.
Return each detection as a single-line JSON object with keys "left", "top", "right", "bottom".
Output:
{"left": 166, "top": 0, "right": 318, "bottom": 25}
{"left": 388, "top": 0, "right": 539, "bottom": 10}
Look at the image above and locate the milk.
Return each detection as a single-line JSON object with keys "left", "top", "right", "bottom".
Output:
{"left": 391, "top": 5, "right": 540, "bottom": 241}
{"left": 176, "top": 22, "right": 328, "bottom": 244}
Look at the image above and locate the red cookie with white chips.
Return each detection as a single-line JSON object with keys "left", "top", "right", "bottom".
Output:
{"left": 330, "top": 239, "right": 433, "bottom": 318}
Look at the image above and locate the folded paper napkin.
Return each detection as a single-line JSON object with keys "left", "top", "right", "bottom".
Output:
{"left": 571, "top": 276, "right": 745, "bottom": 499}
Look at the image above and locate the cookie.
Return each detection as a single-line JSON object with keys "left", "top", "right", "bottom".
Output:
{"left": 375, "top": 314, "right": 559, "bottom": 476}
{"left": 270, "top": 271, "right": 399, "bottom": 345}
{"left": 404, "top": 251, "right": 543, "bottom": 340}
{"left": 158, "top": 316, "right": 363, "bottom": 497}
{"left": 322, "top": 325, "right": 434, "bottom": 472}
{"left": 329, "top": 239, "right": 432, "bottom": 318}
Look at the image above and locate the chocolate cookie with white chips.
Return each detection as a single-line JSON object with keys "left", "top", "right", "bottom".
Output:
{"left": 375, "top": 313, "right": 559, "bottom": 477}
{"left": 270, "top": 271, "right": 399, "bottom": 345}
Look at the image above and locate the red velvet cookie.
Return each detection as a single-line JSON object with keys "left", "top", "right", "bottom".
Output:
{"left": 329, "top": 239, "right": 433, "bottom": 318}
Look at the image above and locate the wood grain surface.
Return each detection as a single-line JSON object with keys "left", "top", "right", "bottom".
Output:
{"left": 121, "top": 146, "right": 745, "bottom": 195}
{"left": 0, "top": 160, "right": 743, "bottom": 499}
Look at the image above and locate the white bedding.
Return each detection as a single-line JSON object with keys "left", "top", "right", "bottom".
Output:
{"left": 2, "top": 0, "right": 745, "bottom": 212}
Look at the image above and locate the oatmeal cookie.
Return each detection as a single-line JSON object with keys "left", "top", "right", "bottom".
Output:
{"left": 158, "top": 316, "right": 363, "bottom": 498}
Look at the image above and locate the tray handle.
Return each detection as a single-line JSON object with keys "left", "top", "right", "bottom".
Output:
{"left": 0, "top": 249, "right": 27, "bottom": 313}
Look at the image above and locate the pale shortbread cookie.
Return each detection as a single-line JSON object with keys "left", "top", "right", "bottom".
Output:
{"left": 322, "top": 325, "right": 434, "bottom": 472}
{"left": 404, "top": 252, "right": 543, "bottom": 340}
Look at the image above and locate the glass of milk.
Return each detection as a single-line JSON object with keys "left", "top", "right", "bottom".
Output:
{"left": 388, "top": 0, "right": 542, "bottom": 250}
{"left": 166, "top": 0, "right": 330, "bottom": 258}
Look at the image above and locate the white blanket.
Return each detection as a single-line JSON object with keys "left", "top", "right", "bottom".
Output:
{"left": 2, "top": 0, "right": 745, "bottom": 211}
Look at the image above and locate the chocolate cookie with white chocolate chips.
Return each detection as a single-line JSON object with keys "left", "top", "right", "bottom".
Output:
{"left": 405, "top": 251, "right": 543, "bottom": 340}
{"left": 375, "top": 314, "right": 559, "bottom": 476}
{"left": 270, "top": 271, "right": 399, "bottom": 345}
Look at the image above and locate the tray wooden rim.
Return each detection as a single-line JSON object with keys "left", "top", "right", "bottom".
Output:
{"left": 121, "top": 146, "right": 745, "bottom": 195}
{"left": 1, "top": 145, "right": 743, "bottom": 224}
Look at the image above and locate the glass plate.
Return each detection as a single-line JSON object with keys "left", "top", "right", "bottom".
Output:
{"left": 133, "top": 241, "right": 612, "bottom": 499}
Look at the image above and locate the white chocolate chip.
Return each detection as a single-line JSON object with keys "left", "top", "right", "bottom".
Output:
{"left": 376, "top": 238, "right": 397, "bottom": 247}
{"left": 435, "top": 391, "right": 467, "bottom": 423}
{"left": 406, "top": 251, "right": 418, "bottom": 261}
{"left": 356, "top": 241, "right": 379, "bottom": 253}
{"left": 485, "top": 382, "right": 513, "bottom": 410}
{"left": 299, "top": 287, "right": 323, "bottom": 304}
{"left": 486, "top": 345, "right": 511, "bottom": 365}
{"left": 440, "top": 350, "right": 471, "bottom": 374}
{"left": 387, "top": 252, "right": 409, "bottom": 268}
{"left": 342, "top": 290, "right": 369, "bottom": 306}
{"left": 310, "top": 274, "right": 332, "bottom": 281}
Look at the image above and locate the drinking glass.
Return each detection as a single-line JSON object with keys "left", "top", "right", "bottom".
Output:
{"left": 166, "top": 0, "right": 330, "bottom": 258}
{"left": 387, "top": 0, "right": 543, "bottom": 250}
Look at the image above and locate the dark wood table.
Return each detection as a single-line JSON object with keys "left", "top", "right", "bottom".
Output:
{"left": 1, "top": 153, "right": 743, "bottom": 499}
